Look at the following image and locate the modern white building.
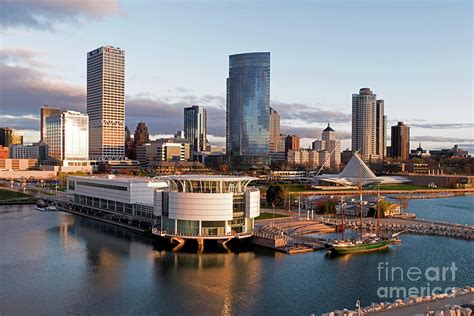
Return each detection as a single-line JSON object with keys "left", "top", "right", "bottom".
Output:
{"left": 67, "top": 175, "right": 168, "bottom": 222}
{"left": 66, "top": 175, "right": 261, "bottom": 240}
{"left": 154, "top": 175, "right": 259, "bottom": 239}
{"left": 44, "top": 110, "right": 89, "bottom": 165}
{"left": 87, "top": 46, "right": 125, "bottom": 161}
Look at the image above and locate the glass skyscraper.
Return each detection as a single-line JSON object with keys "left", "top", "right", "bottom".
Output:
{"left": 226, "top": 52, "right": 270, "bottom": 169}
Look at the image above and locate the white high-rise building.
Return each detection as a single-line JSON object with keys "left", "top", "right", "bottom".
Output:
{"left": 87, "top": 46, "right": 125, "bottom": 161}
{"left": 352, "top": 88, "right": 380, "bottom": 161}
{"left": 44, "top": 111, "right": 89, "bottom": 164}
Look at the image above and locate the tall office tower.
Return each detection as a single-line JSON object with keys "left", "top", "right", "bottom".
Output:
{"left": 0, "top": 127, "right": 23, "bottom": 147}
{"left": 87, "top": 46, "right": 125, "bottom": 161}
{"left": 391, "top": 122, "right": 410, "bottom": 160}
{"left": 40, "top": 105, "right": 63, "bottom": 142}
{"left": 375, "top": 99, "right": 385, "bottom": 160}
{"left": 352, "top": 87, "right": 379, "bottom": 161}
{"left": 268, "top": 106, "right": 280, "bottom": 153}
{"left": 44, "top": 111, "right": 89, "bottom": 164}
{"left": 285, "top": 135, "right": 300, "bottom": 152}
{"left": 226, "top": 52, "right": 270, "bottom": 168}
{"left": 184, "top": 105, "right": 207, "bottom": 152}
{"left": 133, "top": 122, "right": 150, "bottom": 146}
{"left": 312, "top": 124, "right": 341, "bottom": 169}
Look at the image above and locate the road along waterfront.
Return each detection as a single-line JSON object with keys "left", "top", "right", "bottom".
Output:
{"left": 1, "top": 197, "right": 473, "bottom": 315}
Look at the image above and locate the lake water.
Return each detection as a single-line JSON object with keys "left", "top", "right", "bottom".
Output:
{"left": 399, "top": 194, "right": 474, "bottom": 225}
{"left": 1, "top": 197, "right": 473, "bottom": 315}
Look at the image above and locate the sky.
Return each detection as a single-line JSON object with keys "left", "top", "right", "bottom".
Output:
{"left": 0, "top": 0, "right": 473, "bottom": 152}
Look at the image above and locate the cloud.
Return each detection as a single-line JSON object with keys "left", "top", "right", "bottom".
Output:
{"left": 408, "top": 123, "right": 474, "bottom": 129}
{"left": 280, "top": 124, "right": 351, "bottom": 140}
{"left": 272, "top": 101, "right": 352, "bottom": 124}
{"left": 410, "top": 135, "right": 473, "bottom": 143}
{"left": 0, "top": 48, "right": 85, "bottom": 122}
{"left": 0, "top": 0, "right": 120, "bottom": 31}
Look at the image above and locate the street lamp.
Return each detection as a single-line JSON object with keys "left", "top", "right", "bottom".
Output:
{"left": 356, "top": 300, "right": 361, "bottom": 316}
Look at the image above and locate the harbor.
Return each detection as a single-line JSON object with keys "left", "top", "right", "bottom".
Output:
{"left": 1, "top": 201, "right": 472, "bottom": 315}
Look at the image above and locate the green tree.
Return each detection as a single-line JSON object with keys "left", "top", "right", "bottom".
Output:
{"left": 266, "top": 184, "right": 285, "bottom": 207}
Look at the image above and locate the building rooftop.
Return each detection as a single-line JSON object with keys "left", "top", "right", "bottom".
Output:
{"left": 323, "top": 123, "right": 335, "bottom": 132}
{"left": 69, "top": 175, "right": 162, "bottom": 183}
{"left": 157, "top": 175, "right": 258, "bottom": 182}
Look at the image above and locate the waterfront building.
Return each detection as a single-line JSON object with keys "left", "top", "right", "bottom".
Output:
{"left": 184, "top": 105, "right": 207, "bottom": 153}
{"left": 285, "top": 135, "right": 300, "bottom": 152}
{"left": 351, "top": 88, "right": 380, "bottom": 161}
{"left": 40, "top": 105, "right": 64, "bottom": 142}
{"left": 269, "top": 107, "right": 280, "bottom": 153}
{"left": 315, "top": 152, "right": 410, "bottom": 186}
{"left": 67, "top": 175, "right": 168, "bottom": 223}
{"left": 10, "top": 142, "right": 48, "bottom": 161}
{"left": 0, "top": 128, "right": 23, "bottom": 147}
{"left": 87, "top": 46, "right": 125, "bottom": 161}
{"left": 44, "top": 110, "right": 89, "bottom": 165}
{"left": 226, "top": 52, "right": 270, "bottom": 169}
{"left": 312, "top": 124, "right": 341, "bottom": 169}
{"left": 155, "top": 175, "right": 259, "bottom": 238}
{"left": 66, "top": 175, "right": 260, "bottom": 239}
{"left": 391, "top": 122, "right": 410, "bottom": 160}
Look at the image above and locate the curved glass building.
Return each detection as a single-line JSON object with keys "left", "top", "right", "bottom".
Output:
{"left": 226, "top": 52, "right": 270, "bottom": 169}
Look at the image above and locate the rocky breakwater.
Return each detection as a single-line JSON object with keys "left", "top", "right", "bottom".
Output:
{"left": 322, "top": 286, "right": 474, "bottom": 315}
{"left": 340, "top": 220, "right": 474, "bottom": 240}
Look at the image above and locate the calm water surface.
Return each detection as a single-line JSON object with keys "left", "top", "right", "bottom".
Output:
{"left": 400, "top": 194, "right": 474, "bottom": 225}
{"left": 1, "top": 197, "right": 473, "bottom": 315}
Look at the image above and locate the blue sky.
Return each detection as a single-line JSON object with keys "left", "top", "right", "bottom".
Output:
{"left": 0, "top": 0, "right": 472, "bottom": 151}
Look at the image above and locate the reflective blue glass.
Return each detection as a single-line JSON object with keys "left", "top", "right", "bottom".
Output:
{"left": 227, "top": 52, "right": 270, "bottom": 168}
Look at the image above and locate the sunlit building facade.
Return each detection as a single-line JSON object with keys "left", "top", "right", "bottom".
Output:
{"left": 87, "top": 46, "right": 125, "bottom": 161}
{"left": 45, "top": 111, "right": 89, "bottom": 164}
{"left": 226, "top": 52, "right": 270, "bottom": 168}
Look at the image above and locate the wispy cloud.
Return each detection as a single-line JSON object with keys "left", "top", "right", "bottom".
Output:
{"left": 272, "top": 101, "right": 352, "bottom": 124}
{"left": 0, "top": 0, "right": 121, "bottom": 31}
{"left": 411, "top": 135, "right": 473, "bottom": 143}
{"left": 409, "top": 123, "right": 474, "bottom": 129}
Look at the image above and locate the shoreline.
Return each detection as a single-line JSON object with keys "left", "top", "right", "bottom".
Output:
{"left": 322, "top": 286, "right": 474, "bottom": 315}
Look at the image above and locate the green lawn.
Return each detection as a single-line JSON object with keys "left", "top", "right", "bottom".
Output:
{"left": 0, "top": 188, "right": 32, "bottom": 201}
{"left": 255, "top": 212, "right": 289, "bottom": 220}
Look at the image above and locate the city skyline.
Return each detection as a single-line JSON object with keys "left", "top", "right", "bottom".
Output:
{"left": 0, "top": 0, "right": 472, "bottom": 152}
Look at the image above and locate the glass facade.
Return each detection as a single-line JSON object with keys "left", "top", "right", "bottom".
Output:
{"left": 227, "top": 52, "right": 270, "bottom": 168}
{"left": 45, "top": 111, "right": 89, "bottom": 163}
